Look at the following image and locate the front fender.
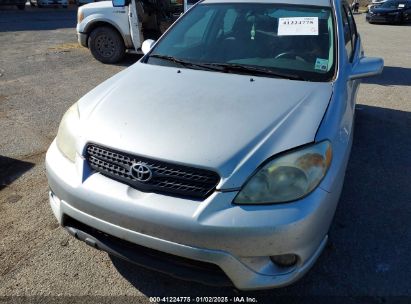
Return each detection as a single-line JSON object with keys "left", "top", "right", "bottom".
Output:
{"left": 77, "top": 15, "right": 133, "bottom": 48}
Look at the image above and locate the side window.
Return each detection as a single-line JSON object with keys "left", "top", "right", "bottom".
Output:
{"left": 341, "top": 5, "right": 353, "bottom": 60}
{"left": 183, "top": 10, "right": 214, "bottom": 47}
{"left": 341, "top": 4, "right": 357, "bottom": 61}
{"left": 346, "top": 5, "right": 358, "bottom": 51}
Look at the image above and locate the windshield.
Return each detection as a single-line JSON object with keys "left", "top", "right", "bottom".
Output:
{"left": 380, "top": 1, "right": 408, "bottom": 8}
{"left": 145, "top": 3, "right": 336, "bottom": 82}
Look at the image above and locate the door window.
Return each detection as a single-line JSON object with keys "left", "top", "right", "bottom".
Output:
{"left": 341, "top": 3, "right": 358, "bottom": 61}
{"left": 346, "top": 5, "right": 358, "bottom": 48}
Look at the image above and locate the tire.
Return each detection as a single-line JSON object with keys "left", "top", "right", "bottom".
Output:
{"left": 17, "top": 4, "right": 25, "bottom": 9}
{"left": 88, "top": 26, "right": 125, "bottom": 64}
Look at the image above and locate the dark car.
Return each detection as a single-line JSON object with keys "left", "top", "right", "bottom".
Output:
{"left": 0, "top": 0, "right": 26, "bottom": 9}
{"left": 366, "top": 0, "right": 411, "bottom": 23}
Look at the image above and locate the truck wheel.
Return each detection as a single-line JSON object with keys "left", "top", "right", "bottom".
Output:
{"left": 17, "top": 4, "right": 25, "bottom": 9}
{"left": 88, "top": 26, "right": 125, "bottom": 64}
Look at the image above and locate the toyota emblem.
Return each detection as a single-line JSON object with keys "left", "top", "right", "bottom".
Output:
{"left": 130, "top": 162, "right": 153, "bottom": 182}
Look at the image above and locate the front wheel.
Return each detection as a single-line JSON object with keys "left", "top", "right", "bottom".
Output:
{"left": 88, "top": 26, "right": 125, "bottom": 64}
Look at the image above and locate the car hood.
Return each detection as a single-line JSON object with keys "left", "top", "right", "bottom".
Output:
{"left": 80, "top": 1, "right": 115, "bottom": 16}
{"left": 78, "top": 62, "right": 333, "bottom": 189}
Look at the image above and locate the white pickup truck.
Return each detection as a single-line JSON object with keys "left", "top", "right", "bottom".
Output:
{"left": 77, "top": 0, "right": 194, "bottom": 63}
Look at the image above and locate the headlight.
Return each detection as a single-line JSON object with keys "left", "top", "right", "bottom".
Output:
{"left": 56, "top": 103, "right": 80, "bottom": 163}
{"left": 234, "top": 141, "right": 332, "bottom": 204}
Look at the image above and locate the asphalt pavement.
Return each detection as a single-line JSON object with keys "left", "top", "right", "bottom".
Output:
{"left": 0, "top": 6, "right": 410, "bottom": 304}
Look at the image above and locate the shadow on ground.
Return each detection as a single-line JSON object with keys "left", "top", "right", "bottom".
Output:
{"left": 0, "top": 156, "right": 34, "bottom": 190}
{"left": 363, "top": 66, "right": 411, "bottom": 86}
{"left": 109, "top": 104, "right": 411, "bottom": 300}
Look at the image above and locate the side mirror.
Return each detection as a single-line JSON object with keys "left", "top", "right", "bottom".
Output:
{"left": 112, "top": 0, "right": 125, "bottom": 7}
{"left": 142, "top": 39, "right": 156, "bottom": 55}
{"left": 349, "top": 57, "right": 384, "bottom": 80}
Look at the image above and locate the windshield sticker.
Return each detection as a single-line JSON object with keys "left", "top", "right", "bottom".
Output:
{"left": 278, "top": 17, "right": 319, "bottom": 36}
{"left": 315, "top": 58, "right": 329, "bottom": 71}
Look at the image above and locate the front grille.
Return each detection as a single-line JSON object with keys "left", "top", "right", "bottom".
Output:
{"left": 85, "top": 144, "right": 220, "bottom": 200}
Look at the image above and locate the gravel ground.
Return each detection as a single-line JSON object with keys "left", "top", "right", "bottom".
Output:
{"left": 0, "top": 7, "right": 410, "bottom": 303}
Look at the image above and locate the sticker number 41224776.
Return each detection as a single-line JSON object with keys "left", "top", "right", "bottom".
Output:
{"left": 278, "top": 17, "right": 319, "bottom": 36}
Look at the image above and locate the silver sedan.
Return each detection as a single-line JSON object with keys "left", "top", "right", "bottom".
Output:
{"left": 46, "top": 0, "right": 383, "bottom": 290}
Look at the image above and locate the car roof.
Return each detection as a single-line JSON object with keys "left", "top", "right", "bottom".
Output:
{"left": 201, "top": 0, "right": 333, "bottom": 7}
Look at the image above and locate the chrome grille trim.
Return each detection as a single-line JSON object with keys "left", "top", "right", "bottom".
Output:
{"left": 85, "top": 144, "right": 220, "bottom": 200}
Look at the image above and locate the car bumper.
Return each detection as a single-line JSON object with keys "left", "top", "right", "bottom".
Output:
{"left": 77, "top": 32, "right": 87, "bottom": 48}
{"left": 46, "top": 140, "right": 342, "bottom": 290}
{"left": 366, "top": 14, "right": 397, "bottom": 23}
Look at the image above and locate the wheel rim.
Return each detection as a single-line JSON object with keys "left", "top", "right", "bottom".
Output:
{"left": 95, "top": 34, "right": 116, "bottom": 58}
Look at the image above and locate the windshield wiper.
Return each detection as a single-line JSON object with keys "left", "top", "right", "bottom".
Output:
{"left": 203, "top": 63, "right": 306, "bottom": 81}
{"left": 148, "top": 55, "right": 306, "bottom": 80}
{"left": 148, "top": 54, "right": 224, "bottom": 72}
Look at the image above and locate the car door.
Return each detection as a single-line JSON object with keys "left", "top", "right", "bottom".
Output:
{"left": 128, "top": 0, "right": 142, "bottom": 50}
